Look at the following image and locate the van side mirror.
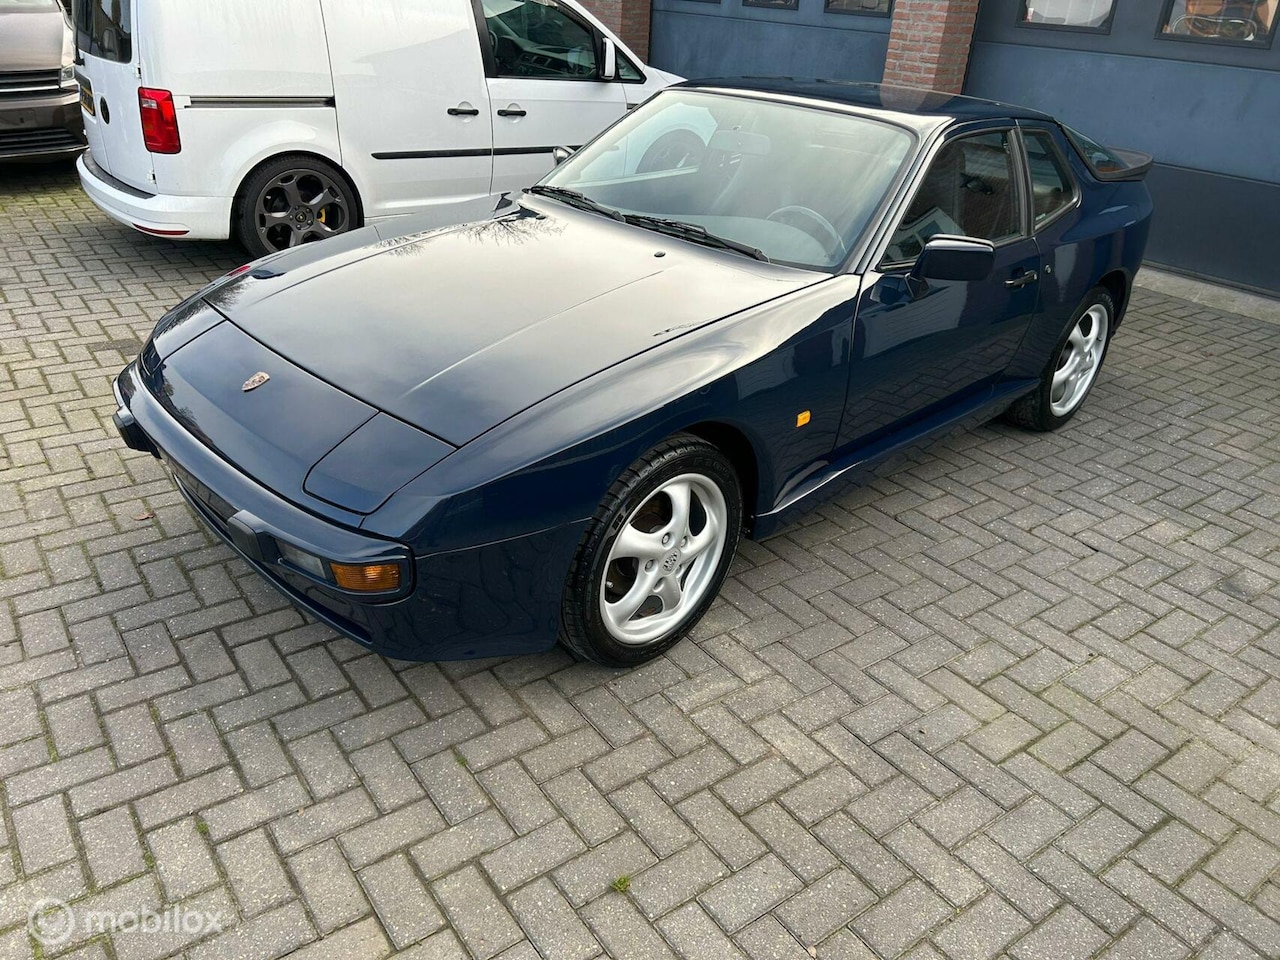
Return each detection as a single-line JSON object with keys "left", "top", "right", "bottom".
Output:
{"left": 552, "top": 146, "right": 575, "bottom": 166}
{"left": 600, "top": 37, "right": 617, "bottom": 81}
{"left": 911, "top": 234, "right": 995, "bottom": 284}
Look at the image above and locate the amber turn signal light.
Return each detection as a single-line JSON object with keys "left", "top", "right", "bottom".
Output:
{"left": 330, "top": 562, "right": 401, "bottom": 592}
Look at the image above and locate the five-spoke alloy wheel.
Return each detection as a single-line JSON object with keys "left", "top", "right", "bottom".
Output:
{"left": 1050, "top": 301, "right": 1109, "bottom": 417}
{"left": 562, "top": 435, "right": 742, "bottom": 666}
{"left": 234, "top": 155, "right": 361, "bottom": 259}
{"left": 1005, "top": 286, "right": 1115, "bottom": 432}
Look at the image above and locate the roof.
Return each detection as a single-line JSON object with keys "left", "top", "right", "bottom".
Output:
{"left": 678, "top": 78, "right": 1057, "bottom": 126}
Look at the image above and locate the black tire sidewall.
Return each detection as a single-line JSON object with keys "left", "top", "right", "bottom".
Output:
{"left": 233, "top": 156, "right": 361, "bottom": 260}
{"left": 1035, "top": 287, "right": 1115, "bottom": 431}
{"left": 564, "top": 441, "right": 742, "bottom": 667}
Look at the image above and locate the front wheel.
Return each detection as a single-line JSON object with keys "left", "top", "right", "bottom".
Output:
{"left": 1005, "top": 287, "right": 1114, "bottom": 432}
{"left": 561, "top": 435, "right": 743, "bottom": 667}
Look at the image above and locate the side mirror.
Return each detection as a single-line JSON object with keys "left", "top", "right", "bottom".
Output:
{"left": 912, "top": 234, "right": 995, "bottom": 283}
{"left": 551, "top": 145, "right": 575, "bottom": 166}
{"left": 600, "top": 37, "right": 617, "bottom": 81}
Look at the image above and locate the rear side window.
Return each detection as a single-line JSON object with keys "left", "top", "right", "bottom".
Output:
{"left": 74, "top": 0, "right": 132, "bottom": 63}
{"left": 1023, "top": 131, "right": 1076, "bottom": 227}
{"left": 1062, "top": 125, "right": 1127, "bottom": 177}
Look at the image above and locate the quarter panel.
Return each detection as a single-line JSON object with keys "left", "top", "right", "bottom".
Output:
{"left": 142, "top": 1, "right": 333, "bottom": 99}
{"left": 1005, "top": 132, "right": 1152, "bottom": 381}
{"left": 151, "top": 113, "right": 343, "bottom": 200}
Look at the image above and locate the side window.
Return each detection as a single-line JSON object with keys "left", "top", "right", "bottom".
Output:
{"left": 1023, "top": 130, "right": 1076, "bottom": 227}
{"left": 482, "top": 0, "right": 599, "bottom": 79}
{"left": 618, "top": 52, "right": 643, "bottom": 82}
{"left": 886, "top": 130, "right": 1022, "bottom": 264}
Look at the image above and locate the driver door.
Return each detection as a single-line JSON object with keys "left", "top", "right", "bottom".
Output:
{"left": 476, "top": 0, "right": 626, "bottom": 194}
{"left": 840, "top": 126, "right": 1041, "bottom": 448}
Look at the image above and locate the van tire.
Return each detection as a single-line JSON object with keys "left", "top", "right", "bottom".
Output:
{"left": 233, "top": 155, "right": 363, "bottom": 259}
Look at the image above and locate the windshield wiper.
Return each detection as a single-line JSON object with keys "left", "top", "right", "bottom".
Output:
{"left": 622, "top": 215, "right": 770, "bottom": 262}
{"left": 525, "top": 185, "right": 624, "bottom": 221}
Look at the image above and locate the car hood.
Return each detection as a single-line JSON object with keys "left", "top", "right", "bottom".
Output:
{"left": 1, "top": 5, "right": 68, "bottom": 72}
{"left": 204, "top": 204, "right": 819, "bottom": 446}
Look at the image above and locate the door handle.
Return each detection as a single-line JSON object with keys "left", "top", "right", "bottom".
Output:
{"left": 1005, "top": 270, "right": 1038, "bottom": 289}
{"left": 497, "top": 107, "right": 527, "bottom": 118}
{"left": 447, "top": 105, "right": 480, "bottom": 117}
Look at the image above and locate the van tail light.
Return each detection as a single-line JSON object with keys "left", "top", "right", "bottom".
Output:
{"left": 138, "top": 87, "right": 181, "bottom": 154}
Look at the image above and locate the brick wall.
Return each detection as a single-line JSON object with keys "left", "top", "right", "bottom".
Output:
{"left": 882, "top": 0, "right": 980, "bottom": 94}
{"left": 580, "top": 0, "right": 651, "bottom": 61}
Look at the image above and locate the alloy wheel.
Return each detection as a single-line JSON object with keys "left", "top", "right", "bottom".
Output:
{"left": 254, "top": 169, "right": 350, "bottom": 252}
{"left": 599, "top": 473, "right": 728, "bottom": 645}
{"left": 1050, "top": 302, "right": 1110, "bottom": 417}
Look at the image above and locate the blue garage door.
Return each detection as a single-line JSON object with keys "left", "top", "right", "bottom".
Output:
{"left": 650, "top": 0, "right": 893, "bottom": 84}
{"left": 965, "top": 1, "right": 1280, "bottom": 295}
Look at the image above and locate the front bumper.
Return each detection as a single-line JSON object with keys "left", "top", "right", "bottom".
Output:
{"left": 79, "top": 151, "right": 232, "bottom": 240}
{"left": 0, "top": 90, "right": 85, "bottom": 161}
{"left": 112, "top": 361, "right": 578, "bottom": 660}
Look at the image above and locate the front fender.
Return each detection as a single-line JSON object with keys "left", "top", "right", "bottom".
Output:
{"left": 366, "top": 274, "right": 863, "bottom": 554}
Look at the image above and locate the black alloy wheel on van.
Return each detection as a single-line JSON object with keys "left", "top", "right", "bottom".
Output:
{"left": 234, "top": 155, "right": 362, "bottom": 258}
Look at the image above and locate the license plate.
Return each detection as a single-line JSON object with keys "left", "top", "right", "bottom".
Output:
{"left": 79, "top": 79, "right": 94, "bottom": 116}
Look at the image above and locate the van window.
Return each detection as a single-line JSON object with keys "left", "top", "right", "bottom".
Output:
{"left": 482, "top": 0, "right": 599, "bottom": 79}
{"left": 74, "top": 0, "right": 132, "bottom": 63}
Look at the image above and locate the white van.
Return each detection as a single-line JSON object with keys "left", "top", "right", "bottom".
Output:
{"left": 73, "top": 0, "right": 679, "bottom": 256}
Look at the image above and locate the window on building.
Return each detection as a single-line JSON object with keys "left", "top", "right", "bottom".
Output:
{"left": 1159, "top": 1, "right": 1278, "bottom": 46}
{"left": 1023, "top": 131, "right": 1077, "bottom": 227}
{"left": 885, "top": 131, "right": 1023, "bottom": 264}
{"left": 1019, "top": 0, "right": 1116, "bottom": 31}
{"left": 482, "top": 0, "right": 598, "bottom": 78}
{"left": 826, "top": 0, "right": 893, "bottom": 16}
{"left": 743, "top": 0, "right": 799, "bottom": 9}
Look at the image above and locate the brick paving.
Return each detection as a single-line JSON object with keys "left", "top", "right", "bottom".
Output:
{"left": 1, "top": 161, "right": 1278, "bottom": 960}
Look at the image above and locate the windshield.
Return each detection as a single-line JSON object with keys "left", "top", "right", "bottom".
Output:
{"left": 540, "top": 89, "right": 914, "bottom": 271}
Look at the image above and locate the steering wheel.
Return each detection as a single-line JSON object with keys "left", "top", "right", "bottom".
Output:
{"left": 767, "top": 205, "right": 847, "bottom": 259}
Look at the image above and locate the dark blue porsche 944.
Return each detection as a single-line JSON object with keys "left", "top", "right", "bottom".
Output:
{"left": 113, "top": 80, "right": 1153, "bottom": 667}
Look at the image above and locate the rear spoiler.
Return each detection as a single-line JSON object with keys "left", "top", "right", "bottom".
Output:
{"left": 1061, "top": 125, "right": 1152, "bottom": 182}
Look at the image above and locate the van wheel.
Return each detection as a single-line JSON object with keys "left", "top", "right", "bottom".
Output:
{"left": 234, "top": 155, "right": 362, "bottom": 259}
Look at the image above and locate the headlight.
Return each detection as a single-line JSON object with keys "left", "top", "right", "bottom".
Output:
{"left": 276, "top": 541, "right": 328, "bottom": 580}
{"left": 60, "top": 63, "right": 76, "bottom": 87}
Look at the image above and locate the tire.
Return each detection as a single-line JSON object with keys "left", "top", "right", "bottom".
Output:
{"left": 233, "top": 155, "right": 362, "bottom": 259}
{"left": 1005, "top": 286, "right": 1115, "bottom": 432}
{"left": 561, "top": 434, "right": 743, "bottom": 667}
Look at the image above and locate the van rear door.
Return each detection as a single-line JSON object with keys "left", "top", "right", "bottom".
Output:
{"left": 74, "top": 0, "right": 154, "bottom": 191}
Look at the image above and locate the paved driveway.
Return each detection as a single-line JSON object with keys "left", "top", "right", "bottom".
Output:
{"left": 1, "top": 162, "right": 1278, "bottom": 960}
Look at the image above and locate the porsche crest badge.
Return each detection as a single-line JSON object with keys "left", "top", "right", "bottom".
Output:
{"left": 242, "top": 371, "right": 270, "bottom": 392}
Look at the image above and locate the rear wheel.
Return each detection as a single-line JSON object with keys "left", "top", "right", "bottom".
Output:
{"left": 561, "top": 435, "right": 742, "bottom": 667}
{"left": 233, "top": 155, "right": 361, "bottom": 259}
{"left": 1005, "top": 287, "right": 1114, "bottom": 432}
